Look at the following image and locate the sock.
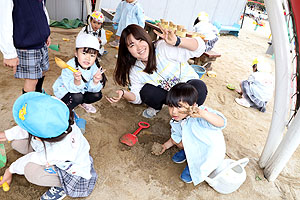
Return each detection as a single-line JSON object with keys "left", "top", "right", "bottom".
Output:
{"left": 35, "top": 76, "right": 45, "bottom": 93}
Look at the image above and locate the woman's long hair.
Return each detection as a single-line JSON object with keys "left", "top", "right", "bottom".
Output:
{"left": 114, "top": 24, "right": 157, "bottom": 86}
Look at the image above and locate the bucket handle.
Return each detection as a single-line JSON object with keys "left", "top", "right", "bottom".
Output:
{"left": 205, "top": 157, "right": 249, "bottom": 185}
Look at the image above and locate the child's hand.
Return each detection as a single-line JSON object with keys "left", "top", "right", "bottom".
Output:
{"left": 151, "top": 142, "right": 166, "bottom": 156}
{"left": 0, "top": 168, "right": 12, "bottom": 186}
{"left": 73, "top": 71, "right": 82, "bottom": 86}
{"left": 0, "top": 132, "right": 7, "bottom": 142}
{"left": 73, "top": 71, "right": 82, "bottom": 81}
{"left": 179, "top": 102, "right": 203, "bottom": 118}
{"left": 93, "top": 68, "right": 106, "bottom": 84}
{"left": 154, "top": 23, "right": 177, "bottom": 46}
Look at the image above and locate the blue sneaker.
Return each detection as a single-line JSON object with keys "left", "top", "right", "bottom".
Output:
{"left": 180, "top": 165, "right": 192, "bottom": 183}
{"left": 172, "top": 149, "right": 186, "bottom": 163}
{"left": 40, "top": 187, "right": 66, "bottom": 200}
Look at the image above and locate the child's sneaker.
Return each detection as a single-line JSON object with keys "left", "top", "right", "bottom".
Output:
{"left": 79, "top": 103, "right": 97, "bottom": 113}
{"left": 180, "top": 165, "right": 192, "bottom": 183}
{"left": 172, "top": 149, "right": 186, "bottom": 163}
{"left": 142, "top": 107, "right": 160, "bottom": 118}
{"left": 109, "top": 40, "right": 119, "bottom": 48}
{"left": 40, "top": 187, "right": 66, "bottom": 200}
{"left": 235, "top": 97, "right": 250, "bottom": 108}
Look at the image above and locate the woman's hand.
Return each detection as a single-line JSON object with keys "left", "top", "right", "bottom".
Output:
{"left": 105, "top": 90, "right": 124, "bottom": 103}
{"left": 93, "top": 68, "right": 106, "bottom": 84}
{"left": 0, "top": 168, "right": 12, "bottom": 186}
{"left": 154, "top": 23, "right": 177, "bottom": 46}
{"left": 0, "top": 132, "right": 7, "bottom": 142}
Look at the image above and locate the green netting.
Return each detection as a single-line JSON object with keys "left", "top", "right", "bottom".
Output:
{"left": 50, "top": 18, "right": 85, "bottom": 29}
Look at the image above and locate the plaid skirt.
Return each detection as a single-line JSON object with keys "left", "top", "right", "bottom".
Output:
{"left": 55, "top": 156, "right": 98, "bottom": 197}
{"left": 241, "top": 80, "right": 267, "bottom": 112}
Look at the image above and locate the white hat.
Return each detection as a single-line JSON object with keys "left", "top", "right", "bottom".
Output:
{"left": 76, "top": 33, "right": 100, "bottom": 51}
{"left": 257, "top": 60, "right": 272, "bottom": 73}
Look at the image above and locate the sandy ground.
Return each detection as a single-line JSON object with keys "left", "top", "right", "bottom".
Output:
{"left": 1, "top": 16, "right": 300, "bottom": 200}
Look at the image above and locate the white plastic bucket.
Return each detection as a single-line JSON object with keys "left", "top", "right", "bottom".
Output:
{"left": 205, "top": 158, "right": 249, "bottom": 194}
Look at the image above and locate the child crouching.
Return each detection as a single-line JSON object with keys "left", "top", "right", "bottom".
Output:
{"left": 156, "top": 83, "right": 226, "bottom": 185}
{"left": 0, "top": 92, "right": 97, "bottom": 199}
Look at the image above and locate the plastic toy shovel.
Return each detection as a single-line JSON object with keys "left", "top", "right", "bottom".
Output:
{"left": 55, "top": 57, "right": 78, "bottom": 73}
{"left": 120, "top": 122, "right": 150, "bottom": 146}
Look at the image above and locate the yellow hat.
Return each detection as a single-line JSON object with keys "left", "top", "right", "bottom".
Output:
{"left": 252, "top": 57, "right": 259, "bottom": 65}
{"left": 198, "top": 12, "right": 209, "bottom": 22}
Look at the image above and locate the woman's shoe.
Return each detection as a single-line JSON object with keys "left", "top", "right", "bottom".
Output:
{"left": 142, "top": 107, "right": 160, "bottom": 118}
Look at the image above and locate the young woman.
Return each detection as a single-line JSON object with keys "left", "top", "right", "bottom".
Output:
{"left": 106, "top": 24, "right": 207, "bottom": 118}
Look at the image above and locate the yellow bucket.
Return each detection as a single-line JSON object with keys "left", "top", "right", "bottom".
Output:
{"left": 105, "top": 30, "right": 113, "bottom": 42}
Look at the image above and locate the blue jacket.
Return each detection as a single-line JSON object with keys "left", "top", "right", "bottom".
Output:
{"left": 113, "top": 1, "right": 145, "bottom": 36}
{"left": 53, "top": 58, "right": 103, "bottom": 99}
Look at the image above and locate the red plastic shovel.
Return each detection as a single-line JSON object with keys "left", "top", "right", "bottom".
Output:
{"left": 120, "top": 121, "right": 150, "bottom": 146}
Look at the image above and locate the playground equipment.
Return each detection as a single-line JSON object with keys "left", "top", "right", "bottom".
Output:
{"left": 258, "top": 0, "right": 300, "bottom": 181}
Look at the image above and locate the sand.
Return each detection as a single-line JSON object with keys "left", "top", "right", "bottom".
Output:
{"left": 0, "top": 16, "right": 300, "bottom": 200}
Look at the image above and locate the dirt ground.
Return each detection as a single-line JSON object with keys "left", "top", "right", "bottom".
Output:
{"left": 1, "top": 17, "right": 300, "bottom": 200}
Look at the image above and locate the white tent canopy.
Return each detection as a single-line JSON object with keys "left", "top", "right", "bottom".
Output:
{"left": 46, "top": 0, "right": 247, "bottom": 31}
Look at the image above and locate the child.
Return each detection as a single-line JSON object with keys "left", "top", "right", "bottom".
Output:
{"left": 193, "top": 12, "right": 219, "bottom": 52}
{"left": 155, "top": 83, "right": 226, "bottom": 185}
{"left": 78, "top": 11, "right": 107, "bottom": 56}
{"left": 109, "top": 0, "right": 145, "bottom": 48}
{"left": 235, "top": 58, "right": 274, "bottom": 112}
{"left": 0, "top": 0, "right": 50, "bottom": 94}
{"left": 0, "top": 92, "right": 97, "bottom": 199}
{"left": 53, "top": 33, "right": 107, "bottom": 113}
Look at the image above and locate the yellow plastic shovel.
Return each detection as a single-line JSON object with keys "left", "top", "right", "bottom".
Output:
{"left": 55, "top": 57, "right": 78, "bottom": 73}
